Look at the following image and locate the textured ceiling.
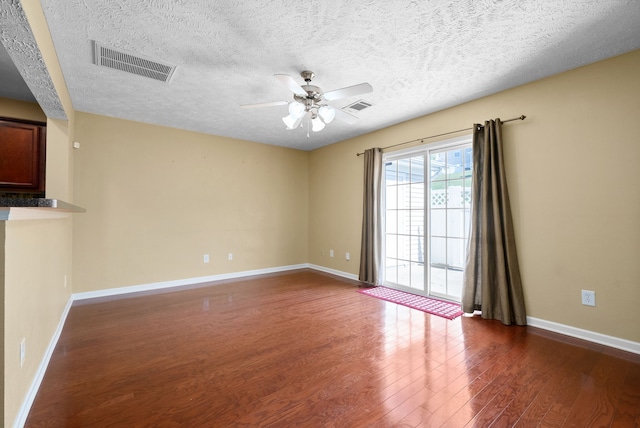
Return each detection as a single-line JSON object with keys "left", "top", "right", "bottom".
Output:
{"left": 0, "top": 0, "right": 65, "bottom": 119}
{"left": 6, "top": 1, "right": 640, "bottom": 150}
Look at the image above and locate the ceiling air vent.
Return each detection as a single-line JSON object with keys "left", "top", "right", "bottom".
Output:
{"left": 343, "top": 99, "right": 373, "bottom": 113}
{"left": 91, "top": 41, "right": 176, "bottom": 83}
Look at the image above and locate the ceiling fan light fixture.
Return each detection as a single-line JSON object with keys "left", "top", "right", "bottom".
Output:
{"left": 288, "top": 101, "right": 305, "bottom": 118}
{"left": 311, "top": 115, "right": 325, "bottom": 132}
{"left": 282, "top": 114, "right": 299, "bottom": 129}
{"left": 242, "top": 71, "right": 373, "bottom": 136}
{"left": 318, "top": 105, "right": 335, "bottom": 124}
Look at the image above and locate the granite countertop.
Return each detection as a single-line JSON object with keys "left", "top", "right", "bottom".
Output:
{"left": 0, "top": 198, "right": 86, "bottom": 212}
{"left": 0, "top": 198, "right": 85, "bottom": 220}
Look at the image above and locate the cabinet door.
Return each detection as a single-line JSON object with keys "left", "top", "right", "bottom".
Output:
{"left": 0, "top": 118, "right": 46, "bottom": 192}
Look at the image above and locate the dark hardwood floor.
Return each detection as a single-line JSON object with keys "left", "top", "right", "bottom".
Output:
{"left": 25, "top": 269, "right": 640, "bottom": 427}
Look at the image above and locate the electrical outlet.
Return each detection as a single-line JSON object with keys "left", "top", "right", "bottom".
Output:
{"left": 203, "top": 254, "right": 210, "bottom": 263}
{"left": 330, "top": 249, "right": 334, "bottom": 258}
{"left": 346, "top": 252, "right": 350, "bottom": 261}
{"left": 581, "top": 290, "right": 596, "bottom": 306}
{"left": 228, "top": 253, "right": 233, "bottom": 261}
{"left": 20, "top": 338, "right": 26, "bottom": 367}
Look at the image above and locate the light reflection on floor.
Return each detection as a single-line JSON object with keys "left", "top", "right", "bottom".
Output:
{"left": 377, "top": 302, "right": 472, "bottom": 422}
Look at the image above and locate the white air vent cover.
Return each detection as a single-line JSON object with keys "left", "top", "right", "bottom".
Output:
{"left": 343, "top": 99, "right": 373, "bottom": 112}
{"left": 92, "top": 41, "right": 176, "bottom": 82}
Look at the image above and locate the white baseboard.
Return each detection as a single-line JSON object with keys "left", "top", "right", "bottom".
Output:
{"left": 527, "top": 316, "right": 640, "bottom": 355}
{"left": 72, "top": 264, "right": 310, "bottom": 301}
{"left": 14, "top": 297, "right": 73, "bottom": 428}
{"left": 73, "top": 264, "right": 359, "bottom": 302}
{"left": 308, "top": 264, "right": 359, "bottom": 281}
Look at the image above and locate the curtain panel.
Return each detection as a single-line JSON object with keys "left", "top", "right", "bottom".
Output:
{"left": 359, "top": 147, "right": 383, "bottom": 285}
{"left": 462, "top": 119, "right": 527, "bottom": 325}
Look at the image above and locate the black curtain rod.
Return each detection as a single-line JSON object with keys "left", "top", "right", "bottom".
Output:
{"left": 356, "top": 115, "right": 526, "bottom": 156}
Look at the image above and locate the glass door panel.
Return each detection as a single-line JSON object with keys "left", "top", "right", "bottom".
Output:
{"left": 427, "top": 144, "right": 472, "bottom": 301}
{"left": 384, "top": 154, "right": 425, "bottom": 291}
{"left": 384, "top": 140, "right": 471, "bottom": 301}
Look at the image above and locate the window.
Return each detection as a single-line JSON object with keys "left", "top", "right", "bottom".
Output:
{"left": 383, "top": 136, "right": 472, "bottom": 301}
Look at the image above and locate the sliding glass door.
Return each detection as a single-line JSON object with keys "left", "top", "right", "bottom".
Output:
{"left": 384, "top": 156, "right": 425, "bottom": 291}
{"left": 383, "top": 138, "right": 472, "bottom": 301}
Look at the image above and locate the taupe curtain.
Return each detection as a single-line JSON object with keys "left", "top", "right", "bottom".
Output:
{"left": 462, "top": 119, "right": 527, "bottom": 325}
{"left": 359, "top": 147, "right": 383, "bottom": 285}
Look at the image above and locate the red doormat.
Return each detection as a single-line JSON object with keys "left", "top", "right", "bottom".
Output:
{"left": 358, "top": 286, "right": 464, "bottom": 320}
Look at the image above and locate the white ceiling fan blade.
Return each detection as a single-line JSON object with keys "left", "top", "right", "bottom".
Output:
{"left": 323, "top": 82, "right": 373, "bottom": 101}
{"left": 333, "top": 108, "right": 359, "bottom": 124}
{"left": 274, "top": 74, "right": 307, "bottom": 97}
{"left": 240, "top": 101, "right": 288, "bottom": 108}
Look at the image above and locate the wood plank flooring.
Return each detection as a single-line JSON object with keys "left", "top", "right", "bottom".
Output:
{"left": 25, "top": 269, "right": 640, "bottom": 427}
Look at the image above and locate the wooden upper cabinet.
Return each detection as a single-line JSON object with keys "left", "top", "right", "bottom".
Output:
{"left": 0, "top": 117, "right": 46, "bottom": 193}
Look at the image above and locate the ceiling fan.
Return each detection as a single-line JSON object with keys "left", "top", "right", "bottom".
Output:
{"left": 240, "top": 70, "right": 373, "bottom": 133}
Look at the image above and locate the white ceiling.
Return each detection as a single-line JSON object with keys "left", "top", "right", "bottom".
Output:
{"left": 5, "top": 1, "right": 640, "bottom": 150}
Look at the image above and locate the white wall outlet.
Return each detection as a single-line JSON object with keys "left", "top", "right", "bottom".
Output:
{"left": 346, "top": 252, "right": 350, "bottom": 261}
{"left": 72, "top": 141, "right": 80, "bottom": 149}
{"left": 20, "top": 338, "right": 26, "bottom": 367}
{"left": 330, "top": 249, "right": 334, "bottom": 257}
{"left": 203, "top": 254, "right": 210, "bottom": 263}
{"left": 581, "top": 290, "right": 596, "bottom": 306}
{"left": 228, "top": 253, "right": 233, "bottom": 261}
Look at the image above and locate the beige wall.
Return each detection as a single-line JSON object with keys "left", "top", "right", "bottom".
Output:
{"left": 309, "top": 49, "right": 640, "bottom": 343}
{"left": 0, "top": 98, "right": 46, "bottom": 122}
{"left": 1, "top": 98, "right": 74, "bottom": 427}
{"left": 45, "top": 118, "right": 74, "bottom": 201}
{"left": 3, "top": 218, "right": 72, "bottom": 426}
{"left": 20, "top": 0, "right": 75, "bottom": 124}
{"left": 72, "top": 112, "right": 309, "bottom": 292}
{"left": 1, "top": 11, "right": 76, "bottom": 426}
